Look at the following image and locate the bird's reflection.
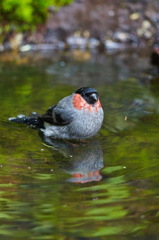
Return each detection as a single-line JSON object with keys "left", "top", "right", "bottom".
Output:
{"left": 40, "top": 133, "right": 104, "bottom": 183}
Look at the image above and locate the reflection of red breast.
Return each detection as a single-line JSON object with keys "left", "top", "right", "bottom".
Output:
{"left": 72, "top": 170, "right": 102, "bottom": 183}
{"left": 73, "top": 94, "right": 102, "bottom": 112}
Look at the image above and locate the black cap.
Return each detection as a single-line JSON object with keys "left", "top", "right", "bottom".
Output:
{"left": 75, "top": 87, "right": 98, "bottom": 95}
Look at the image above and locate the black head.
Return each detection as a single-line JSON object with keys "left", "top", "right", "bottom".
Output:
{"left": 75, "top": 87, "right": 98, "bottom": 105}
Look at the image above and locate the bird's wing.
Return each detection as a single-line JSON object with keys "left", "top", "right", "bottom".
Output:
{"left": 39, "top": 105, "right": 57, "bottom": 125}
{"left": 39, "top": 95, "right": 74, "bottom": 125}
{"left": 46, "top": 105, "right": 57, "bottom": 115}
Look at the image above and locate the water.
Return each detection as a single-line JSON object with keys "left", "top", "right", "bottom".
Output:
{"left": 0, "top": 50, "right": 159, "bottom": 240}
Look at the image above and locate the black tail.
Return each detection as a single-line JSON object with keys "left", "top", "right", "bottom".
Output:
{"left": 8, "top": 115, "right": 44, "bottom": 129}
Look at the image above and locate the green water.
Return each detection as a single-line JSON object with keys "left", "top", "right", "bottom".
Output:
{"left": 0, "top": 51, "right": 159, "bottom": 240}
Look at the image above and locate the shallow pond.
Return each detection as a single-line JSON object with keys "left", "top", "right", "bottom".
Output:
{"left": 0, "top": 50, "right": 159, "bottom": 240}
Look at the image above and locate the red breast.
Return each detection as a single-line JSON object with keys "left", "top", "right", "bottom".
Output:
{"left": 72, "top": 94, "right": 102, "bottom": 112}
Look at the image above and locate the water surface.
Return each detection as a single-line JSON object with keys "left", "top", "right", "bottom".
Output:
{"left": 0, "top": 50, "right": 159, "bottom": 240}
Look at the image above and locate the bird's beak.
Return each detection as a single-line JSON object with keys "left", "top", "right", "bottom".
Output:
{"left": 91, "top": 93, "right": 98, "bottom": 102}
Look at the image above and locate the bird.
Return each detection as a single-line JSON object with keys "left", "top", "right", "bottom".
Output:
{"left": 9, "top": 87, "right": 104, "bottom": 140}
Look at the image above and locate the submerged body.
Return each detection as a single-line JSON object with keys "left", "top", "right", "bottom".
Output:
{"left": 9, "top": 87, "right": 104, "bottom": 140}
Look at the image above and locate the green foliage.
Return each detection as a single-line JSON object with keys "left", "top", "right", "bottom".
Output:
{"left": 0, "top": 0, "right": 73, "bottom": 28}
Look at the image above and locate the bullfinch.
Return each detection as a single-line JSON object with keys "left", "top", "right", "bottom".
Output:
{"left": 9, "top": 87, "right": 104, "bottom": 140}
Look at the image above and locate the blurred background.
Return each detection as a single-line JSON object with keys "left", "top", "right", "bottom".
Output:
{"left": 0, "top": 0, "right": 159, "bottom": 51}
{"left": 1, "top": 1, "right": 159, "bottom": 240}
